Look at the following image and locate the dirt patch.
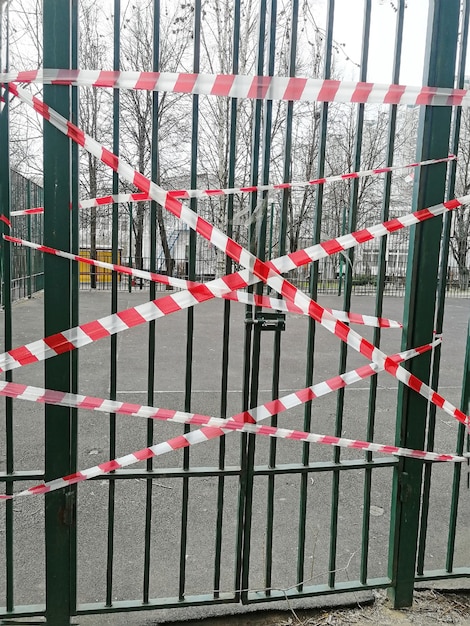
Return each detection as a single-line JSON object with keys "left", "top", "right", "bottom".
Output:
{"left": 272, "top": 590, "right": 470, "bottom": 626}
{"left": 171, "top": 590, "right": 470, "bottom": 626}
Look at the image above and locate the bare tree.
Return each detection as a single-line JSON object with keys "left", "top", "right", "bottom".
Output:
{"left": 79, "top": 0, "right": 113, "bottom": 287}
{"left": 452, "top": 109, "right": 470, "bottom": 289}
{"left": 119, "top": 0, "right": 194, "bottom": 276}
{"left": 6, "top": 0, "right": 43, "bottom": 178}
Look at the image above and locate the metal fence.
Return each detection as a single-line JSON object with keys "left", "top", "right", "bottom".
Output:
{"left": 1, "top": 1, "right": 470, "bottom": 625}
{"left": 0, "top": 171, "right": 44, "bottom": 305}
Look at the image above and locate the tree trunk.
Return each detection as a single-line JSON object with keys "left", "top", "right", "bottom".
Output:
{"left": 88, "top": 152, "right": 97, "bottom": 289}
{"left": 157, "top": 204, "right": 175, "bottom": 287}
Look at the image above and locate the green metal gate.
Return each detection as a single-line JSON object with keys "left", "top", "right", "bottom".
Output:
{"left": 1, "top": 1, "right": 470, "bottom": 624}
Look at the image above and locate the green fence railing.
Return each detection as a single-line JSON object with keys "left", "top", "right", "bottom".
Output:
{"left": 0, "top": 171, "right": 44, "bottom": 306}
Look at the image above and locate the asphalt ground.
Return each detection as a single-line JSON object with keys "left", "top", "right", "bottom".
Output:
{"left": 0, "top": 289, "right": 469, "bottom": 625}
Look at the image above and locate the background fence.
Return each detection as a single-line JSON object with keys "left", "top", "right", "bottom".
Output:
{"left": 6, "top": 201, "right": 469, "bottom": 298}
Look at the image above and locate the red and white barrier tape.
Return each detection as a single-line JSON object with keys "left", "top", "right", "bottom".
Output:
{"left": 0, "top": 267, "right": 257, "bottom": 372}
{"left": 5, "top": 235, "right": 402, "bottom": 329}
{"left": 5, "top": 194, "right": 469, "bottom": 279}
{"left": 5, "top": 154, "right": 456, "bottom": 220}
{"left": 3, "top": 192, "right": 469, "bottom": 274}
{"left": 0, "top": 342, "right": 434, "bottom": 428}
{"left": 8, "top": 82, "right": 470, "bottom": 428}
{"left": 3, "top": 340, "right": 462, "bottom": 502}
{"left": 4, "top": 68, "right": 470, "bottom": 107}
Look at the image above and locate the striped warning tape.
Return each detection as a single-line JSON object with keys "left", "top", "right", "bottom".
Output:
{"left": 3, "top": 192, "right": 469, "bottom": 273}
{"left": 0, "top": 342, "right": 435, "bottom": 427}
{"left": 3, "top": 427, "right": 461, "bottom": 500}
{"left": 4, "top": 68, "right": 470, "bottom": 106}
{"left": 2, "top": 339, "right": 461, "bottom": 502}
{"left": 5, "top": 154, "right": 456, "bottom": 220}
{"left": 0, "top": 267, "right": 255, "bottom": 373}
{"left": 8, "top": 82, "right": 470, "bottom": 428}
{"left": 4, "top": 235, "right": 403, "bottom": 329}
{"left": 6, "top": 190, "right": 468, "bottom": 278}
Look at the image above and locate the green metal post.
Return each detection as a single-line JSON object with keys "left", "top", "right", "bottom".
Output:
{"left": 180, "top": 0, "right": 202, "bottom": 600}
{"left": 43, "top": 1, "right": 74, "bottom": 624}
{"left": 216, "top": 0, "right": 240, "bottom": 600}
{"left": 417, "top": 0, "right": 470, "bottom": 577}
{"left": 0, "top": 1, "right": 14, "bottom": 613}
{"left": 143, "top": 0, "right": 160, "bottom": 604}
{"left": 337, "top": 207, "right": 346, "bottom": 296}
{"left": 329, "top": 0, "right": 371, "bottom": 589}
{"left": 128, "top": 203, "right": 133, "bottom": 292}
{"left": 297, "top": 0, "right": 335, "bottom": 591}
{"left": 387, "top": 0, "right": 460, "bottom": 608}
{"left": 361, "top": 0, "right": 405, "bottom": 585}
{"left": 240, "top": 0, "right": 268, "bottom": 603}
{"left": 26, "top": 180, "right": 32, "bottom": 299}
{"left": 70, "top": 0, "right": 79, "bottom": 612}
{"left": 106, "top": 0, "right": 121, "bottom": 606}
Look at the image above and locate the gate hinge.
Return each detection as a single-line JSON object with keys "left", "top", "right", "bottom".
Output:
{"left": 245, "top": 311, "right": 286, "bottom": 331}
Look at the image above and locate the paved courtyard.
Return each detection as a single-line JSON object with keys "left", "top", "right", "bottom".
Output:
{"left": 0, "top": 290, "right": 469, "bottom": 625}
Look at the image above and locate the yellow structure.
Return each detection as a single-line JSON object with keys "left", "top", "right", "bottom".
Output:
{"left": 79, "top": 248, "right": 121, "bottom": 284}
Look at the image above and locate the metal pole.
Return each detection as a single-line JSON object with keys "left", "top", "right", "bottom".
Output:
{"left": 337, "top": 206, "right": 346, "bottom": 296}
{"left": 43, "top": 1, "right": 74, "bottom": 624}
{"left": 128, "top": 203, "right": 133, "bottom": 292}
{"left": 26, "top": 180, "right": 31, "bottom": 299}
{"left": 0, "top": 0, "right": 14, "bottom": 613}
{"left": 387, "top": 0, "right": 460, "bottom": 608}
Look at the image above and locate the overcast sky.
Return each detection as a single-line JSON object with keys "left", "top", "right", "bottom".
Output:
{"left": 319, "top": 0, "right": 428, "bottom": 85}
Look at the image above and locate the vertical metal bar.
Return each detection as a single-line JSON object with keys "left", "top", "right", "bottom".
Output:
{"left": 0, "top": 1, "right": 13, "bottom": 613}
{"left": 179, "top": 0, "right": 202, "bottom": 601}
{"left": 297, "top": 0, "right": 335, "bottom": 591}
{"left": 240, "top": 0, "right": 267, "bottom": 603}
{"left": 446, "top": 320, "right": 470, "bottom": 571}
{"left": 70, "top": 0, "right": 79, "bottom": 613}
{"left": 128, "top": 203, "right": 133, "bottom": 292}
{"left": 360, "top": 0, "right": 405, "bottom": 585}
{"left": 106, "top": 0, "right": 121, "bottom": 607}
{"left": 418, "top": 0, "right": 470, "bottom": 577}
{"left": 143, "top": 0, "right": 160, "bottom": 604}
{"left": 43, "top": 2, "right": 73, "bottom": 624}
{"left": 387, "top": 0, "right": 460, "bottom": 608}
{"left": 261, "top": 0, "right": 279, "bottom": 594}
{"left": 26, "top": 181, "right": 32, "bottom": 299}
{"left": 438, "top": 0, "right": 470, "bottom": 575}
{"left": 215, "top": 0, "right": 241, "bottom": 600}
{"left": 329, "top": 0, "right": 371, "bottom": 589}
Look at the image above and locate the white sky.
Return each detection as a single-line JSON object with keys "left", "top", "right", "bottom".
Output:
{"left": 4, "top": 1, "right": 465, "bottom": 87}
{"left": 323, "top": 0, "right": 429, "bottom": 85}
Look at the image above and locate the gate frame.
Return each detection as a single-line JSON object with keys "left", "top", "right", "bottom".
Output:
{"left": 1, "top": 1, "right": 469, "bottom": 624}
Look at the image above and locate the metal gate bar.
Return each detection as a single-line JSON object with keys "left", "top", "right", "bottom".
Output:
{"left": 361, "top": 0, "right": 406, "bottom": 587}
{"left": 388, "top": 0, "right": 460, "bottom": 607}
{"left": 43, "top": 2, "right": 75, "bottom": 623}
{"left": 417, "top": 0, "right": 470, "bottom": 581}
{"left": 0, "top": 3, "right": 13, "bottom": 616}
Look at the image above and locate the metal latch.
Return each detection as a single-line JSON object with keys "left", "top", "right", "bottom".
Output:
{"left": 59, "top": 490, "right": 76, "bottom": 527}
{"left": 245, "top": 311, "right": 286, "bottom": 331}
